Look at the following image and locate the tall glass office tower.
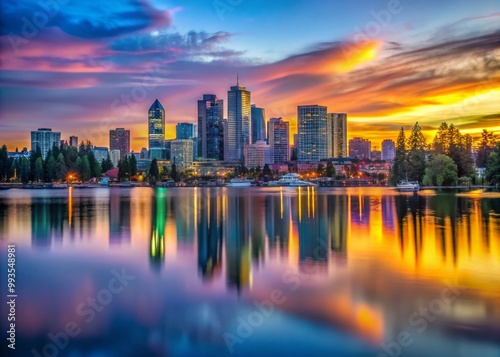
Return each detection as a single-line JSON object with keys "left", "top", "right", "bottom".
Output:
{"left": 148, "top": 99, "right": 165, "bottom": 159}
{"left": 251, "top": 105, "right": 266, "bottom": 144}
{"left": 227, "top": 81, "right": 251, "bottom": 162}
{"left": 197, "top": 94, "right": 224, "bottom": 160}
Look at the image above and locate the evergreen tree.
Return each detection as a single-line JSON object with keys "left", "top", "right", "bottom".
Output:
{"left": 34, "top": 157, "right": 44, "bottom": 182}
{"left": 406, "top": 122, "right": 427, "bottom": 182}
{"left": 485, "top": 143, "right": 500, "bottom": 185}
{"left": 149, "top": 158, "right": 160, "bottom": 184}
{"left": 476, "top": 129, "right": 497, "bottom": 168}
{"left": 44, "top": 156, "right": 56, "bottom": 182}
{"left": 93, "top": 159, "right": 102, "bottom": 179}
{"left": 20, "top": 157, "right": 30, "bottom": 183}
{"left": 263, "top": 164, "right": 272, "bottom": 176}
{"left": 326, "top": 161, "right": 336, "bottom": 177}
{"left": 170, "top": 163, "right": 178, "bottom": 182}
{"left": 81, "top": 156, "right": 91, "bottom": 182}
{"left": 316, "top": 163, "right": 325, "bottom": 177}
{"left": 55, "top": 153, "right": 67, "bottom": 181}
{"left": 129, "top": 154, "right": 138, "bottom": 177}
{"left": 0, "top": 145, "right": 8, "bottom": 181}
{"left": 389, "top": 127, "right": 407, "bottom": 185}
{"left": 101, "top": 154, "right": 114, "bottom": 172}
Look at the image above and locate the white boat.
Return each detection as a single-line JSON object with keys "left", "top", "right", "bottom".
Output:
{"left": 397, "top": 180, "right": 420, "bottom": 191}
{"left": 277, "top": 173, "right": 317, "bottom": 187}
{"left": 226, "top": 178, "right": 252, "bottom": 187}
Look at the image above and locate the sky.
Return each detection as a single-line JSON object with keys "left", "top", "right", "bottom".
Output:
{"left": 0, "top": 0, "right": 499, "bottom": 152}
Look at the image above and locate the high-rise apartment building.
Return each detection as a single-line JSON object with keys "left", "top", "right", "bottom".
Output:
{"left": 109, "top": 128, "right": 130, "bottom": 159}
{"left": 327, "top": 113, "right": 347, "bottom": 158}
{"left": 197, "top": 94, "right": 224, "bottom": 160}
{"left": 227, "top": 81, "right": 251, "bottom": 162}
{"left": 251, "top": 105, "right": 266, "bottom": 144}
{"left": 148, "top": 99, "right": 165, "bottom": 158}
{"left": 268, "top": 117, "right": 289, "bottom": 164}
{"left": 171, "top": 139, "right": 194, "bottom": 169}
{"left": 31, "top": 128, "right": 61, "bottom": 158}
{"left": 297, "top": 105, "right": 328, "bottom": 162}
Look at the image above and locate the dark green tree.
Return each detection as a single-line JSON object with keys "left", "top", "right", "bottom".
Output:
{"left": 34, "top": 157, "right": 44, "bottom": 182}
{"left": 80, "top": 155, "right": 91, "bottom": 182}
{"left": 422, "top": 154, "right": 458, "bottom": 186}
{"left": 117, "top": 156, "right": 130, "bottom": 182}
{"left": 389, "top": 127, "right": 407, "bottom": 185}
{"left": 44, "top": 155, "right": 56, "bottom": 182}
{"left": 149, "top": 158, "right": 160, "bottom": 184}
{"left": 406, "top": 122, "right": 427, "bottom": 182}
{"left": 326, "top": 161, "right": 336, "bottom": 177}
{"left": 485, "top": 143, "right": 500, "bottom": 185}
{"left": 170, "top": 163, "right": 178, "bottom": 182}
{"left": 55, "top": 153, "right": 67, "bottom": 181}
{"left": 20, "top": 157, "right": 30, "bottom": 183}
{"left": 129, "top": 154, "right": 138, "bottom": 177}
{"left": 316, "top": 163, "right": 325, "bottom": 176}
{"left": 101, "top": 154, "right": 114, "bottom": 172}
{"left": 263, "top": 164, "right": 272, "bottom": 176}
{"left": 476, "top": 129, "right": 497, "bottom": 168}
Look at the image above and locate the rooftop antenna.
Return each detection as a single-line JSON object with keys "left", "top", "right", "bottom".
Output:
{"left": 236, "top": 73, "right": 239, "bottom": 85}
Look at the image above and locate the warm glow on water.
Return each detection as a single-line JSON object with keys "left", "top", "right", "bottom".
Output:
{"left": 0, "top": 187, "right": 499, "bottom": 357}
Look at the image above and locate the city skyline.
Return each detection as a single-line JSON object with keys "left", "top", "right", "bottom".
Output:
{"left": 1, "top": 1, "right": 499, "bottom": 152}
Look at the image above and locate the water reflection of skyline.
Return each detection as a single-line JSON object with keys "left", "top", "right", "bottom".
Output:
{"left": 0, "top": 188, "right": 497, "bottom": 286}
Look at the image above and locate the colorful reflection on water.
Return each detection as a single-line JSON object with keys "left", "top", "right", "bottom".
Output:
{"left": 0, "top": 187, "right": 499, "bottom": 357}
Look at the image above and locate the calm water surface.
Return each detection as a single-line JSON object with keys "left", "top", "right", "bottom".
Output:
{"left": 0, "top": 187, "right": 499, "bottom": 357}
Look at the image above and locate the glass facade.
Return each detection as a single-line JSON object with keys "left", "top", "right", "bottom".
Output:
{"left": 148, "top": 99, "right": 165, "bottom": 156}
{"left": 297, "top": 105, "right": 328, "bottom": 162}
{"left": 227, "top": 84, "right": 251, "bottom": 162}
{"left": 31, "top": 128, "right": 61, "bottom": 158}
{"left": 268, "top": 117, "right": 289, "bottom": 163}
{"left": 251, "top": 105, "right": 266, "bottom": 144}
{"left": 197, "top": 94, "right": 224, "bottom": 160}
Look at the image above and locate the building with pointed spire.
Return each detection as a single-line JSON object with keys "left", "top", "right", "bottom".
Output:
{"left": 148, "top": 99, "right": 165, "bottom": 159}
{"left": 227, "top": 79, "right": 251, "bottom": 162}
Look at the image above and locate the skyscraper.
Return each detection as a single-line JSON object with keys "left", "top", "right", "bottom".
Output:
{"left": 328, "top": 113, "right": 347, "bottom": 158}
{"left": 198, "top": 94, "right": 224, "bottom": 160}
{"left": 382, "top": 139, "right": 396, "bottom": 162}
{"left": 251, "top": 105, "right": 266, "bottom": 144}
{"left": 109, "top": 128, "right": 130, "bottom": 159}
{"left": 148, "top": 99, "right": 165, "bottom": 158}
{"left": 31, "top": 128, "right": 61, "bottom": 158}
{"left": 268, "top": 117, "right": 289, "bottom": 163}
{"left": 227, "top": 81, "right": 251, "bottom": 162}
{"left": 297, "top": 105, "right": 328, "bottom": 162}
{"left": 349, "top": 137, "right": 371, "bottom": 160}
